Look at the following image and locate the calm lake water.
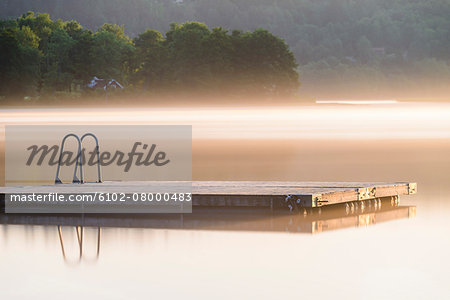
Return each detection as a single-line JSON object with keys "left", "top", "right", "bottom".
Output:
{"left": 1, "top": 103, "right": 450, "bottom": 299}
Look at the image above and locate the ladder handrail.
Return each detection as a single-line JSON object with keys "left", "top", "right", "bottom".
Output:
{"left": 73, "top": 133, "right": 102, "bottom": 183}
{"left": 55, "top": 133, "right": 84, "bottom": 184}
{"left": 54, "top": 132, "right": 102, "bottom": 184}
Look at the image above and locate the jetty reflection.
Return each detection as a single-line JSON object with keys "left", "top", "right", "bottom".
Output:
{"left": 1, "top": 196, "right": 415, "bottom": 235}
{"left": 0, "top": 196, "right": 416, "bottom": 262}
{"left": 57, "top": 226, "right": 101, "bottom": 265}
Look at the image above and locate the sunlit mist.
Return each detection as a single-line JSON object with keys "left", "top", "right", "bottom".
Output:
{"left": 2, "top": 102, "right": 450, "bottom": 139}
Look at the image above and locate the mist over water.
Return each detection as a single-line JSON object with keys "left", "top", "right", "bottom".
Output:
{"left": 2, "top": 101, "right": 450, "bottom": 139}
{"left": 1, "top": 102, "right": 450, "bottom": 299}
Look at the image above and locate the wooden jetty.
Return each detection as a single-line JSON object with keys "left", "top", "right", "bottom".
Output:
{"left": 0, "top": 181, "right": 417, "bottom": 210}
{"left": 190, "top": 181, "right": 416, "bottom": 208}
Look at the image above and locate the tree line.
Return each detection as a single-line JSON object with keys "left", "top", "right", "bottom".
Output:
{"left": 1, "top": 0, "right": 450, "bottom": 100}
{"left": 2, "top": 0, "right": 449, "bottom": 62}
{"left": 0, "top": 12, "right": 299, "bottom": 100}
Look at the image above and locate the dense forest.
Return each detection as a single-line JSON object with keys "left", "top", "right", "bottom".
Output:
{"left": 1, "top": 0, "right": 450, "bottom": 101}
{"left": 0, "top": 12, "right": 298, "bottom": 100}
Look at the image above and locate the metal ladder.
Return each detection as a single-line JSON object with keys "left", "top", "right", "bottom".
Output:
{"left": 54, "top": 133, "right": 102, "bottom": 184}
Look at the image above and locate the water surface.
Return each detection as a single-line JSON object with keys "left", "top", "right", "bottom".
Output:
{"left": 1, "top": 103, "right": 449, "bottom": 299}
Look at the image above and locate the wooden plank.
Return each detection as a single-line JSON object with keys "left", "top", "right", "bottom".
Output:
{"left": 0, "top": 181, "right": 416, "bottom": 208}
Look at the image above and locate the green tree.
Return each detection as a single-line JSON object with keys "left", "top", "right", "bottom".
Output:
{"left": 132, "top": 29, "right": 165, "bottom": 90}
{"left": 43, "top": 28, "right": 75, "bottom": 92}
{"left": 233, "top": 29, "right": 299, "bottom": 95}
{"left": 16, "top": 25, "right": 40, "bottom": 48}
{"left": 202, "top": 27, "right": 234, "bottom": 91}
{"left": 64, "top": 21, "right": 94, "bottom": 83}
{"left": 164, "top": 22, "right": 211, "bottom": 89}
{"left": 91, "top": 26, "right": 134, "bottom": 82}
{"left": 0, "top": 29, "right": 22, "bottom": 96}
{"left": 98, "top": 23, "right": 130, "bottom": 42}
{"left": 0, "top": 28, "right": 40, "bottom": 98}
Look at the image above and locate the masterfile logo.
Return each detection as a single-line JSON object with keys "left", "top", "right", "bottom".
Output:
{"left": 26, "top": 141, "right": 171, "bottom": 172}
{"left": 5, "top": 125, "right": 192, "bottom": 186}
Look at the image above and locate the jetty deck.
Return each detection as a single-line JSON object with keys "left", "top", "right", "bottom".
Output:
{"left": 0, "top": 181, "right": 417, "bottom": 209}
